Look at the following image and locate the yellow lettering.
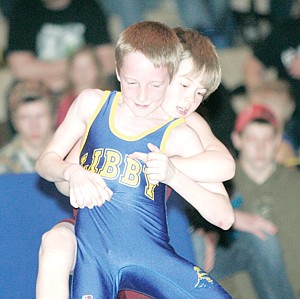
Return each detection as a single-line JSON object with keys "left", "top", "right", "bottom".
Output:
{"left": 88, "top": 149, "right": 104, "bottom": 173}
{"left": 144, "top": 165, "right": 157, "bottom": 200}
{"left": 120, "top": 155, "right": 142, "bottom": 187}
{"left": 80, "top": 153, "right": 89, "bottom": 170}
{"left": 99, "top": 149, "right": 121, "bottom": 179}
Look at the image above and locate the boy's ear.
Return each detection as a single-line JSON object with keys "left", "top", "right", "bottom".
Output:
{"left": 231, "top": 131, "right": 242, "bottom": 151}
{"left": 115, "top": 68, "right": 121, "bottom": 82}
{"left": 274, "top": 130, "right": 283, "bottom": 147}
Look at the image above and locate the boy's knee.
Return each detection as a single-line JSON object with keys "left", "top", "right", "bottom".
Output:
{"left": 39, "top": 224, "right": 76, "bottom": 259}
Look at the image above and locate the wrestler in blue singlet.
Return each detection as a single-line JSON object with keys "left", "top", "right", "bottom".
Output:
{"left": 71, "top": 91, "right": 232, "bottom": 299}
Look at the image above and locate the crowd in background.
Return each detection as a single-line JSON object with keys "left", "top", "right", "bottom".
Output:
{"left": 1, "top": 1, "right": 300, "bottom": 298}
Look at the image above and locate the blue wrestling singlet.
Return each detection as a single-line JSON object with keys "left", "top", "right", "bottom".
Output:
{"left": 71, "top": 91, "right": 232, "bottom": 299}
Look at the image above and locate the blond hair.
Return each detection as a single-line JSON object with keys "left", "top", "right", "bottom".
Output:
{"left": 174, "top": 27, "right": 221, "bottom": 98}
{"left": 115, "top": 21, "right": 182, "bottom": 81}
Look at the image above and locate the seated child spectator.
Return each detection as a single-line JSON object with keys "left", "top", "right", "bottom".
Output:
{"left": 248, "top": 79, "right": 296, "bottom": 165}
{"left": 0, "top": 80, "right": 55, "bottom": 173}
{"left": 190, "top": 104, "right": 299, "bottom": 299}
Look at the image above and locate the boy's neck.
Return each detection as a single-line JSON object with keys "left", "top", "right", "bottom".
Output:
{"left": 114, "top": 100, "right": 170, "bottom": 136}
{"left": 240, "top": 160, "right": 276, "bottom": 185}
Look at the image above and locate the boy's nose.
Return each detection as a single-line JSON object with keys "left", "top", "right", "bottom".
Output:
{"left": 138, "top": 88, "right": 147, "bottom": 102}
{"left": 185, "top": 94, "right": 195, "bottom": 103}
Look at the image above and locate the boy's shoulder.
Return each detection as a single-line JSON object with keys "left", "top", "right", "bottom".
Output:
{"left": 276, "top": 164, "right": 300, "bottom": 181}
{"left": 74, "top": 88, "right": 110, "bottom": 120}
{"left": 165, "top": 120, "right": 203, "bottom": 157}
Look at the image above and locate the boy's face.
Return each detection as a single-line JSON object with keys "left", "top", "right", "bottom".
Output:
{"left": 13, "top": 100, "right": 54, "bottom": 148}
{"left": 162, "top": 58, "right": 207, "bottom": 118}
{"left": 233, "top": 122, "right": 281, "bottom": 171}
{"left": 118, "top": 51, "right": 170, "bottom": 118}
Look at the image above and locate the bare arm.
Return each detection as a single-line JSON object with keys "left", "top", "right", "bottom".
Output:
{"left": 169, "top": 168, "right": 234, "bottom": 230}
{"left": 35, "top": 90, "right": 89, "bottom": 182}
{"left": 132, "top": 126, "right": 235, "bottom": 230}
{"left": 167, "top": 125, "right": 234, "bottom": 229}
{"left": 36, "top": 89, "right": 112, "bottom": 208}
{"left": 171, "top": 112, "right": 235, "bottom": 182}
{"left": 7, "top": 51, "right": 67, "bottom": 92}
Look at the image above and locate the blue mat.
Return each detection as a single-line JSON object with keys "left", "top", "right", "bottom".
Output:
{"left": 0, "top": 173, "right": 73, "bottom": 298}
{"left": 0, "top": 174, "right": 195, "bottom": 298}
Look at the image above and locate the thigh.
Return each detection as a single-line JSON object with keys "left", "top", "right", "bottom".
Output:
{"left": 71, "top": 248, "right": 117, "bottom": 299}
{"left": 120, "top": 252, "right": 232, "bottom": 299}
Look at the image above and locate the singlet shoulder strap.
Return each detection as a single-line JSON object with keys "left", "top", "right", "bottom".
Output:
{"left": 80, "top": 90, "right": 115, "bottom": 153}
{"left": 160, "top": 118, "right": 185, "bottom": 153}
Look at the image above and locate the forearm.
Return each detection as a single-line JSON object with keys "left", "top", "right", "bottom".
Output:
{"left": 35, "top": 151, "right": 77, "bottom": 183}
{"left": 168, "top": 169, "right": 234, "bottom": 230}
{"left": 8, "top": 53, "right": 67, "bottom": 91}
{"left": 171, "top": 150, "right": 235, "bottom": 182}
{"left": 182, "top": 113, "right": 235, "bottom": 182}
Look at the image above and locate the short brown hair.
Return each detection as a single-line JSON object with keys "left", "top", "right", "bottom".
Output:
{"left": 174, "top": 27, "right": 221, "bottom": 98}
{"left": 115, "top": 21, "right": 182, "bottom": 81}
{"left": 8, "top": 80, "right": 54, "bottom": 115}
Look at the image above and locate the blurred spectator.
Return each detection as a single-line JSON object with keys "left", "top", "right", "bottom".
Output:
{"left": 97, "top": 0, "right": 160, "bottom": 29}
{"left": 190, "top": 104, "right": 299, "bottom": 299}
{"left": 5, "top": 0, "right": 116, "bottom": 95}
{"left": 97, "top": 0, "right": 235, "bottom": 48}
{"left": 230, "top": 0, "right": 295, "bottom": 46}
{"left": 56, "top": 46, "right": 109, "bottom": 127}
{"left": 249, "top": 80, "right": 295, "bottom": 127}
{"left": 0, "top": 80, "right": 55, "bottom": 173}
{"left": 248, "top": 79, "right": 297, "bottom": 164}
{"left": 175, "top": 0, "right": 235, "bottom": 48}
{"left": 244, "top": 15, "right": 300, "bottom": 159}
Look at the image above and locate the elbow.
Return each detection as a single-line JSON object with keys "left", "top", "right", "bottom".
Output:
{"left": 35, "top": 156, "right": 48, "bottom": 180}
{"left": 225, "top": 154, "right": 236, "bottom": 180}
{"left": 217, "top": 210, "right": 235, "bottom": 231}
{"left": 35, "top": 159, "right": 43, "bottom": 178}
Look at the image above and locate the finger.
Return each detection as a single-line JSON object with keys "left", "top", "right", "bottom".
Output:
{"left": 81, "top": 187, "right": 95, "bottom": 208}
{"left": 96, "top": 186, "right": 112, "bottom": 205}
{"left": 87, "top": 189, "right": 102, "bottom": 208}
{"left": 149, "top": 180, "right": 159, "bottom": 185}
{"left": 93, "top": 177, "right": 113, "bottom": 201}
{"left": 73, "top": 185, "right": 96, "bottom": 209}
{"left": 94, "top": 175, "right": 108, "bottom": 188}
{"left": 262, "top": 224, "right": 278, "bottom": 235}
{"left": 105, "top": 186, "right": 113, "bottom": 200}
{"left": 254, "top": 230, "right": 268, "bottom": 240}
{"left": 69, "top": 189, "right": 79, "bottom": 208}
{"left": 97, "top": 185, "right": 112, "bottom": 203}
{"left": 144, "top": 174, "right": 159, "bottom": 185}
{"left": 86, "top": 184, "right": 106, "bottom": 207}
{"left": 129, "top": 152, "right": 148, "bottom": 163}
{"left": 147, "top": 143, "right": 160, "bottom": 153}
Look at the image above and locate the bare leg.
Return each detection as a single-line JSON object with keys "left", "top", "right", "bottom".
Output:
{"left": 36, "top": 222, "right": 76, "bottom": 299}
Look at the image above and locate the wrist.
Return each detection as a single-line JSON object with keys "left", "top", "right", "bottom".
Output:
{"left": 167, "top": 166, "right": 180, "bottom": 189}
{"left": 63, "top": 163, "right": 79, "bottom": 182}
